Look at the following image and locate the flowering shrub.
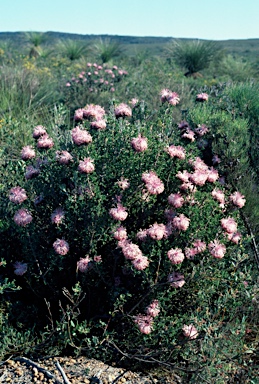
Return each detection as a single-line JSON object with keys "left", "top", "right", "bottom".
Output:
{"left": 1, "top": 91, "right": 256, "bottom": 380}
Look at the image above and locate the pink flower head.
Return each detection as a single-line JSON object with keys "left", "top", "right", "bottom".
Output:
{"left": 71, "top": 126, "right": 92, "bottom": 145}
{"left": 9, "top": 187, "right": 27, "bottom": 204}
{"left": 185, "top": 247, "right": 198, "bottom": 260}
{"left": 83, "top": 104, "right": 106, "bottom": 121}
{"left": 32, "top": 125, "right": 47, "bottom": 139}
{"left": 196, "top": 93, "right": 209, "bottom": 102}
{"left": 168, "top": 193, "right": 184, "bottom": 208}
{"left": 37, "top": 134, "right": 54, "bottom": 149}
{"left": 13, "top": 261, "right": 28, "bottom": 276}
{"left": 131, "top": 255, "right": 149, "bottom": 270}
{"left": 114, "top": 103, "right": 132, "bottom": 118}
{"left": 195, "top": 124, "right": 209, "bottom": 136}
{"left": 14, "top": 208, "right": 32, "bottom": 226}
{"left": 182, "top": 129, "right": 196, "bottom": 142}
{"left": 77, "top": 256, "right": 91, "bottom": 272}
{"left": 142, "top": 171, "right": 164, "bottom": 195}
{"left": 193, "top": 239, "right": 206, "bottom": 253}
{"left": 74, "top": 108, "right": 85, "bottom": 121}
{"left": 172, "top": 214, "right": 190, "bottom": 231}
{"left": 51, "top": 207, "right": 65, "bottom": 225}
{"left": 212, "top": 154, "right": 221, "bottom": 165}
{"left": 94, "top": 255, "right": 102, "bottom": 263}
{"left": 66, "top": 82, "right": 71, "bottom": 87}
{"left": 166, "top": 145, "right": 186, "bottom": 159}
{"left": 229, "top": 191, "right": 246, "bottom": 208}
{"left": 164, "top": 208, "right": 176, "bottom": 221}
{"left": 221, "top": 217, "right": 238, "bottom": 234}
{"left": 189, "top": 157, "right": 208, "bottom": 171}
{"left": 21, "top": 146, "right": 36, "bottom": 160}
{"left": 53, "top": 239, "right": 69, "bottom": 255}
{"left": 120, "top": 240, "right": 142, "bottom": 260}
{"left": 113, "top": 226, "right": 127, "bottom": 241}
{"left": 189, "top": 170, "right": 208, "bottom": 186}
{"left": 167, "top": 248, "right": 185, "bottom": 264}
{"left": 129, "top": 98, "right": 139, "bottom": 107}
{"left": 56, "top": 150, "right": 73, "bottom": 165}
{"left": 176, "top": 170, "right": 190, "bottom": 183}
{"left": 136, "top": 229, "right": 148, "bottom": 242}
{"left": 116, "top": 177, "right": 130, "bottom": 190}
{"left": 178, "top": 120, "right": 190, "bottom": 130}
{"left": 206, "top": 168, "right": 219, "bottom": 183}
{"left": 208, "top": 240, "right": 226, "bottom": 259}
{"left": 160, "top": 89, "right": 180, "bottom": 105}
{"left": 131, "top": 134, "right": 148, "bottom": 152}
{"left": 146, "top": 300, "right": 160, "bottom": 318}
{"left": 168, "top": 271, "right": 185, "bottom": 288}
{"left": 90, "top": 119, "right": 107, "bottom": 130}
{"left": 211, "top": 188, "right": 225, "bottom": 205}
{"left": 147, "top": 223, "right": 166, "bottom": 240}
{"left": 180, "top": 182, "right": 196, "bottom": 193}
{"left": 110, "top": 203, "right": 128, "bottom": 221}
{"left": 78, "top": 157, "right": 95, "bottom": 174}
{"left": 134, "top": 314, "right": 153, "bottom": 334}
{"left": 25, "top": 165, "right": 40, "bottom": 180}
{"left": 182, "top": 324, "right": 199, "bottom": 339}
{"left": 227, "top": 231, "right": 242, "bottom": 244}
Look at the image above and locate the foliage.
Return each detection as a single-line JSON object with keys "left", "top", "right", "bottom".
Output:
{"left": 57, "top": 39, "right": 89, "bottom": 61}
{"left": 92, "top": 38, "right": 124, "bottom": 63}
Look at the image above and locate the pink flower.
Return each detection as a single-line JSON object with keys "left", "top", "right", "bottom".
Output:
{"left": 131, "top": 255, "right": 149, "bottom": 270}
{"left": 182, "top": 129, "right": 196, "bottom": 142}
{"left": 51, "top": 208, "right": 65, "bottom": 225}
{"left": 147, "top": 223, "right": 166, "bottom": 240}
{"left": 196, "top": 93, "right": 209, "bottom": 102}
{"left": 226, "top": 231, "right": 242, "bottom": 244}
{"left": 71, "top": 126, "right": 92, "bottom": 145}
{"left": 113, "top": 226, "right": 127, "bottom": 241}
{"left": 185, "top": 247, "right": 198, "bottom": 260}
{"left": 212, "top": 188, "right": 225, "bottom": 205}
{"left": 13, "top": 261, "right": 28, "bottom": 276}
{"left": 25, "top": 165, "right": 40, "bottom": 180}
{"left": 229, "top": 191, "right": 246, "bottom": 208}
{"left": 21, "top": 146, "right": 36, "bottom": 160}
{"left": 120, "top": 240, "right": 143, "bottom": 261}
{"left": 116, "top": 177, "right": 130, "bottom": 190}
{"left": 189, "top": 170, "right": 208, "bottom": 186}
{"left": 160, "top": 89, "right": 180, "bottom": 105}
{"left": 168, "top": 193, "right": 184, "bottom": 208}
{"left": 195, "top": 124, "right": 209, "bottom": 136}
{"left": 74, "top": 108, "right": 85, "bottom": 121}
{"left": 146, "top": 300, "right": 160, "bottom": 318}
{"left": 56, "top": 150, "right": 73, "bottom": 165}
{"left": 212, "top": 154, "right": 221, "bottom": 165}
{"left": 193, "top": 239, "right": 206, "bottom": 253}
{"left": 176, "top": 170, "right": 190, "bottom": 183}
{"left": 32, "top": 125, "right": 47, "bottom": 139}
{"left": 9, "top": 187, "right": 27, "bottom": 204}
{"left": 168, "top": 271, "right": 185, "bottom": 288}
{"left": 14, "top": 208, "right": 32, "bottom": 226}
{"left": 172, "top": 214, "right": 190, "bottom": 231}
{"left": 131, "top": 134, "right": 148, "bottom": 152}
{"left": 189, "top": 157, "right": 208, "bottom": 171}
{"left": 136, "top": 229, "right": 148, "bottom": 242}
{"left": 180, "top": 182, "right": 196, "bottom": 193}
{"left": 53, "top": 239, "right": 69, "bottom": 255}
{"left": 90, "top": 120, "right": 106, "bottom": 130}
{"left": 221, "top": 217, "right": 238, "bottom": 234}
{"left": 167, "top": 248, "right": 185, "bottom": 264}
{"left": 78, "top": 157, "right": 95, "bottom": 174}
{"left": 178, "top": 121, "right": 190, "bottom": 130}
{"left": 206, "top": 168, "right": 219, "bottom": 183}
{"left": 129, "top": 98, "right": 139, "bottom": 107}
{"left": 114, "top": 103, "right": 132, "bottom": 118}
{"left": 166, "top": 145, "right": 186, "bottom": 159}
{"left": 66, "top": 82, "right": 71, "bottom": 87}
{"left": 83, "top": 104, "right": 106, "bottom": 121}
{"left": 77, "top": 256, "right": 92, "bottom": 272}
{"left": 94, "top": 255, "right": 102, "bottom": 263}
{"left": 142, "top": 171, "right": 164, "bottom": 195}
{"left": 182, "top": 324, "right": 199, "bottom": 339}
{"left": 110, "top": 203, "right": 128, "bottom": 221}
{"left": 134, "top": 314, "right": 153, "bottom": 334}
{"left": 208, "top": 240, "right": 226, "bottom": 259}
{"left": 37, "top": 134, "right": 54, "bottom": 149}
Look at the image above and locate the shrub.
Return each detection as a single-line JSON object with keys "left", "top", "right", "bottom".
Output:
{"left": 0, "top": 92, "right": 257, "bottom": 381}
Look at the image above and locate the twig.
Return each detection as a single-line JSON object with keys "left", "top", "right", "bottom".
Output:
{"left": 13, "top": 356, "right": 63, "bottom": 384}
{"left": 55, "top": 361, "right": 72, "bottom": 384}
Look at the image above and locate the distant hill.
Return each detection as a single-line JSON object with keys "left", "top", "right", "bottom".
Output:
{"left": 0, "top": 31, "right": 258, "bottom": 59}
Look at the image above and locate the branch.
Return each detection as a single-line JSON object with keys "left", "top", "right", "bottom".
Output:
{"left": 13, "top": 357, "right": 63, "bottom": 384}
{"left": 55, "top": 361, "right": 72, "bottom": 384}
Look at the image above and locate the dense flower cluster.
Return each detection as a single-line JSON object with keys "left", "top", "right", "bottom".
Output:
{"left": 114, "top": 103, "right": 132, "bottom": 118}
{"left": 131, "top": 134, "right": 148, "bottom": 152}
{"left": 141, "top": 171, "right": 164, "bottom": 195}
{"left": 9, "top": 187, "right": 27, "bottom": 204}
{"left": 13, "top": 208, "right": 33, "bottom": 227}
{"left": 182, "top": 324, "right": 199, "bottom": 339}
{"left": 71, "top": 126, "right": 92, "bottom": 145}
{"left": 160, "top": 89, "right": 180, "bottom": 105}
{"left": 13, "top": 261, "right": 28, "bottom": 276}
{"left": 53, "top": 239, "right": 69, "bottom": 255}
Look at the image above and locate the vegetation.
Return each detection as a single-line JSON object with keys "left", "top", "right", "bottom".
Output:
{"left": 0, "top": 31, "right": 259, "bottom": 383}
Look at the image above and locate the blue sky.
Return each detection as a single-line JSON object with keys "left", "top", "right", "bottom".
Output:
{"left": 1, "top": 0, "right": 259, "bottom": 40}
